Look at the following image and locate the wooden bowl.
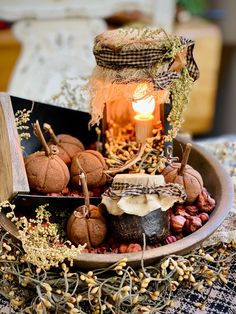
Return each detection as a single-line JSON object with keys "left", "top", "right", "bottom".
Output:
{"left": 72, "top": 135, "right": 234, "bottom": 269}
{"left": 0, "top": 94, "right": 233, "bottom": 269}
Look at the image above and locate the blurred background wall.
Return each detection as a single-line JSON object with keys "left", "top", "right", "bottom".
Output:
{"left": 0, "top": 0, "right": 235, "bottom": 137}
{"left": 208, "top": 0, "right": 236, "bottom": 136}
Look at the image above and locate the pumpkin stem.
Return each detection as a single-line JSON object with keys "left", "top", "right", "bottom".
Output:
{"left": 178, "top": 143, "right": 192, "bottom": 176}
{"left": 43, "top": 123, "right": 60, "bottom": 145}
{"left": 76, "top": 158, "right": 90, "bottom": 209}
{"left": 32, "top": 120, "right": 50, "bottom": 156}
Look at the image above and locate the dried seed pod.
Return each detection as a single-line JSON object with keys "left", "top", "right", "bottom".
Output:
{"left": 162, "top": 143, "right": 203, "bottom": 203}
{"left": 197, "top": 187, "right": 216, "bottom": 213}
{"left": 44, "top": 123, "right": 84, "bottom": 165}
{"left": 24, "top": 121, "right": 70, "bottom": 193}
{"left": 185, "top": 205, "right": 198, "bottom": 216}
{"left": 185, "top": 216, "right": 202, "bottom": 233}
{"left": 70, "top": 150, "right": 107, "bottom": 188}
{"left": 67, "top": 167, "right": 107, "bottom": 248}
{"left": 164, "top": 235, "right": 177, "bottom": 244}
{"left": 170, "top": 215, "right": 186, "bottom": 233}
{"left": 175, "top": 205, "right": 190, "bottom": 218}
{"left": 198, "top": 213, "right": 209, "bottom": 224}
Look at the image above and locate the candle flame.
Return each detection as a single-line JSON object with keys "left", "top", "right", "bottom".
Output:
{"left": 132, "top": 83, "right": 155, "bottom": 116}
{"left": 132, "top": 95, "right": 155, "bottom": 116}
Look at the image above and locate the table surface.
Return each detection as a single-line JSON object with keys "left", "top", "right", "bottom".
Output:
{"left": 0, "top": 135, "right": 235, "bottom": 314}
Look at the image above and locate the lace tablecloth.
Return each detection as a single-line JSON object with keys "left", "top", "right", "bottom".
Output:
{"left": 0, "top": 136, "right": 235, "bottom": 314}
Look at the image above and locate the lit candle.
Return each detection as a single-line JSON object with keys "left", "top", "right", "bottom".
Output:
{"left": 132, "top": 85, "right": 155, "bottom": 143}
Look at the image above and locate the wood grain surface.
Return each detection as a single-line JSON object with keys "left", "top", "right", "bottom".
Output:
{"left": 0, "top": 93, "right": 29, "bottom": 202}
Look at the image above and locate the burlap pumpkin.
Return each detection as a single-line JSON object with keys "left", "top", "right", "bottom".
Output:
{"left": 44, "top": 123, "right": 84, "bottom": 165}
{"left": 25, "top": 121, "right": 70, "bottom": 193}
{"left": 67, "top": 204, "right": 107, "bottom": 248}
{"left": 162, "top": 143, "right": 203, "bottom": 203}
{"left": 70, "top": 150, "right": 107, "bottom": 188}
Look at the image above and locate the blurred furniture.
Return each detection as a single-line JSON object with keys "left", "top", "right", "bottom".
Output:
{"left": 7, "top": 18, "right": 106, "bottom": 108}
{"left": 175, "top": 18, "right": 222, "bottom": 135}
{"left": 0, "top": 28, "right": 20, "bottom": 91}
{"left": 0, "top": 4, "right": 222, "bottom": 135}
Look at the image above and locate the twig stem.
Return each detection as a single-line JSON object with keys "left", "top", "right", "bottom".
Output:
{"left": 33, "top": 120, "right": 50, "bottom": 156}
{"left": 178, "top": 143, "right": 192, "bottom": 175}
{"left": 43, "top": 123, "right": 59, "bottom": 145}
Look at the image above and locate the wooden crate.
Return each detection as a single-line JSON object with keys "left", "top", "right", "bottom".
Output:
{"left": 0, "top": 93, "right": 99, "bottom": 210}
{"left": 0, "top": 93, "right": 29, "bottom": 202}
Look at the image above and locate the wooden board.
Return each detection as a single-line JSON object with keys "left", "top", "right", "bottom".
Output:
{"left": 0, "top": 93, "right": 29, "bottom": 202}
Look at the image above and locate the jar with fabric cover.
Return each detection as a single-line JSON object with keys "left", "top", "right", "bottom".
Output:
{"left": 87, "top": 27, "right": 199, "bottom": 171}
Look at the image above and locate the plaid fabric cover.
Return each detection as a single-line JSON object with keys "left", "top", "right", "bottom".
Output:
{"left": 93, "top": 34, "right": 199, "bottom": 89}
{"left": 103, "top": 181, "right": 187, "bottom": 201}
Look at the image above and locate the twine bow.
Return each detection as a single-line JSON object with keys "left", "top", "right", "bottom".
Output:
{"left": 103, "top": 182, "right": 187, "bottom": 201}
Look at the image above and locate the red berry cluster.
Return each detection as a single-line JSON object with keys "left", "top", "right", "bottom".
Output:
{"left": 165, "top": 187, "right": 216, "bottom": 244}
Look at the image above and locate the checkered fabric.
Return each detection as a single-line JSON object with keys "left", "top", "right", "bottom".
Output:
{"left": 164, "top": 254, "right": 236, "bottom": 314}
{"left": 94, "top": 47, "right": 165, "bottom": 69}
{"left": 103, "top": 182, "right": 187, "bottom": 201}
{"left": 93, "top": 35, "right": 199, "bottom": 89}
{"left": 153, "top": 71, "right": 180, "bottom": 89}
{"left": 180, "top": 36, "right": 200, "bottom": 82}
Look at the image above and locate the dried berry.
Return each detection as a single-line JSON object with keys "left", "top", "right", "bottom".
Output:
{"left": 185, "top": 216, "right": 202, "bottom": 233}
{"left": 170, "top": 215, "right": 186, "bottom": 233}
{"left": 185, "top": 206, "right": 198, "bottom": 216}
{"left": 126, "top": 243, "right": 142, "bottom": 253}
{"left": 175, "top": 206, "right": 190, "bottom": 217}
{"left": 164, "top": 235, "right": 177, "bottom": 244}
{"left": 198, "top": 213, "right": 209, "bottom": 224}
{"left": 119, "top": 244, "right": 129, "bottom": 253}
{"left": 197, "top": 188, "right": 216, "bottom": 213}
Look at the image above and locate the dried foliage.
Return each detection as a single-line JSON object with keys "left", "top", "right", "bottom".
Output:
{"left": 14, "top": 102, "right": 34, "bottom": 148}
{"left": 0, "top": 201, "right": 235, "bottom": 314}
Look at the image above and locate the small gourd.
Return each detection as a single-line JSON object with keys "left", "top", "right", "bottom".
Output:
{"left": 24, "top": 121, "right": 70, "bottom": 193}
{"left": 43, "top": 123, "right": 84, "bottom": 165}
{"left": 67, "top": 162, "right": 107, "bottom": 248}
{"left": 162, "top": 143, "right": 203, "bottom": 203}
{"left": 70, "top": 150, "right": 107, "bottom": 188}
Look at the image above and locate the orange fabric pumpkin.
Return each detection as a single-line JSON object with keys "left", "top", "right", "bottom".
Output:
{"left": 25, "top": 121, "right": 70, "bottom": 193}
{"left": 162, "top": 143, "right": 203, "bottom": 203}
{"left": 67, "top": 204, "right": 107, "bottom": 248}
{"left": 44, "top": 123, "right": 84, "bottom": 165}
{"left": 70, "top": 150, "right": 107, "bottom": 188}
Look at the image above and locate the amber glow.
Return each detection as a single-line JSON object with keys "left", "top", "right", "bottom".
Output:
{"left": 132, "top": 84, "right": 155, "bottom": 143}
{"left": 132, "top": 95, "right": 155, "bottom": 119}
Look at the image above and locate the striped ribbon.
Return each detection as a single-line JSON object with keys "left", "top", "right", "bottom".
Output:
{"left": 93, "top": 36, "right": 199, "bottom": 89}
{"left": 103, "top": 182, "right": 187, "bottom": 201}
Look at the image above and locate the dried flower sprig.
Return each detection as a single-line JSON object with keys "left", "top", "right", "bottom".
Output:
{"left": 14, "top": 102, "right": 34, "bottom": 148}
{"left": 166, "top": 68, "right": 194, "bottom": 141}
{"left": 1, "top": 201, "right": 84, "bottom": 270}
{"left": 0, "top": 200, "right": 235, "bottom": 314}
